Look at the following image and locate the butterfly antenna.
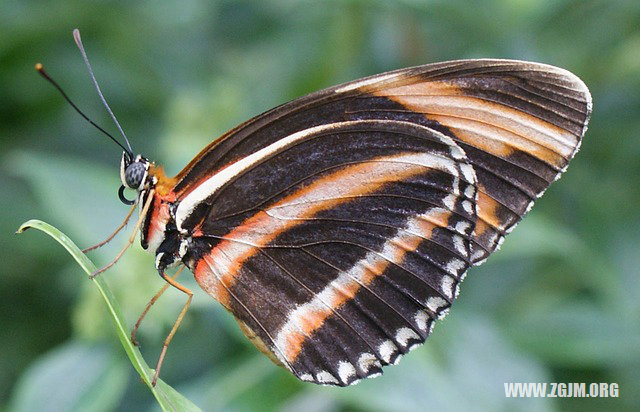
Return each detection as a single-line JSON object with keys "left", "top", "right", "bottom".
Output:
{"left": 73, "top": 28, "right": 134, "bottom": 155}
{"left": 35, "top": 63, "right": 133, "bottom": 157}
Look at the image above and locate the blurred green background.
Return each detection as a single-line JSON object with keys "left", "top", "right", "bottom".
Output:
{"left": 2, "top": 0, "right": 639, "bottom": 411}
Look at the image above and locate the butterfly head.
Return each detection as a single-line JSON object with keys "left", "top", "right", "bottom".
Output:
{"left": 119, "top": 152, "right": 150, "bottom": 204}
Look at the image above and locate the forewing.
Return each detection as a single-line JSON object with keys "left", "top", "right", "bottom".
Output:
{"left": 175, "top": 59, "right": 591, "bottom": 263}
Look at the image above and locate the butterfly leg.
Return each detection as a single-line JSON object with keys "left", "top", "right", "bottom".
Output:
{"left": 131, "top": 265, "right": 186, "bottom": 346}
{"left": 83, "top": 202, "right": 137, "bottom": 253}
{"left": 90, "top": 189, "right": 155, "bottom": 278}
{"left": 152, "top": 268, "right": 193, "bottom": 387}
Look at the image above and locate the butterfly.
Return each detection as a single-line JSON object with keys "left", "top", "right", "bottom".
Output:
{"left": 40, "top": 30, "right": 591, "bottom": 387}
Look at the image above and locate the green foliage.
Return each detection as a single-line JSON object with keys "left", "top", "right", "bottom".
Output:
{"left": 2, "top": 1, "right": 639, "bottom": 411}
{"left": 16, "top": 220, "right": 200, "bottom": 412}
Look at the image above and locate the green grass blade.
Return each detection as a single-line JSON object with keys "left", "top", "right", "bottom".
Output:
{"left": 17, "top": 219, "right": 202, "bottom": 412}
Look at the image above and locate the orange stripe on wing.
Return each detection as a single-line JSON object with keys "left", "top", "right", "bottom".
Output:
{"left": 193, "top": 152, "right": 457, "bottom": 307}
{"left": 475, "top": 189, "right": 504, "bottom": 235}
{"left": 428, "top": 114, "right": 566, "bottom": 168}
{"left": 373, "top": 81, "right": 577, "bottom": 167}
{"left": 274, "top": 207, "right": 452, "bottom": 363}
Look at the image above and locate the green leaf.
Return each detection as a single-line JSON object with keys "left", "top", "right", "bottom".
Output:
{"left": 9, "top": 343, "right": 128, "bottom": 412}
{"left": 16, "top": 219, "right": 201, "bottom": 412}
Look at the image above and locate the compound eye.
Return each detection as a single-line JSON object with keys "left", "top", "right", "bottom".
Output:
{"left": 125, "top": 162, "right": 146, "bottom": 189}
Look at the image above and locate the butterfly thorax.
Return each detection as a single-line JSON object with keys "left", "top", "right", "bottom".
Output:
{"left": 119, "top": 152, "right": 180, "bottom": 266}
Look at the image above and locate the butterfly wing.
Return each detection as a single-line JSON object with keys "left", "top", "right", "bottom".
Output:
{"left": 184, "top": 120, "right": 477, "bottom": 385}
{"left": 175, "top": 59, "right": 591, "bottom": 263}
{"left": 171, "top": 59, "right": 591, "bottom": 385}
